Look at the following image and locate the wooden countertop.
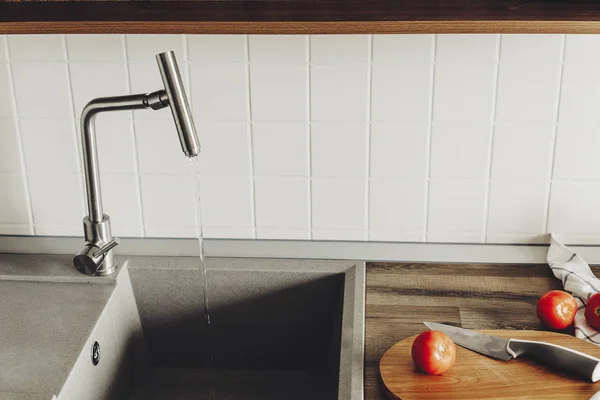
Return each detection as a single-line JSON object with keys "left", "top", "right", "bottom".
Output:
{"left": 4, "top": 1, "right": 600, "bottom": 34}
{"left": 364, "top": 262, "right": 600, "bottom": 400}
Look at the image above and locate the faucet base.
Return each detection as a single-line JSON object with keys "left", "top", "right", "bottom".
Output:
{"left": 74, "top": 215, "right": 118, "bottom": 276}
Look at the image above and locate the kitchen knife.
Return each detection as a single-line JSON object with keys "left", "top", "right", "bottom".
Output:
{"left": 424, "top": 321, "right": 600, "bottom": 382}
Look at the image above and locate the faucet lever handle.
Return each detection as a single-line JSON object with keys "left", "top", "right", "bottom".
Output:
{"left": 93, "top": 237, "right": 120, "bottom": 258}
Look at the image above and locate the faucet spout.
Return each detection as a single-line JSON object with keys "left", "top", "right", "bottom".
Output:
{"left": 74, "top": 51, "right": 200, "bottom": 276}
{"left": 156, "top": 51, "right": 200, "bottom": 157}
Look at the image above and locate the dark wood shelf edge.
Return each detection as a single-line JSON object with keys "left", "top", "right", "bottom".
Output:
{"left": 3, "top": 20, "right": 600, "bottom": 34}
{"left": 4, "top": 1, "right": 600, "bottom": 34}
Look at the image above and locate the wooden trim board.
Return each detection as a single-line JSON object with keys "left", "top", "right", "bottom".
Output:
{"left": 2, "top": 20, "right": 600, "bottom": 35}
{"left": 3, "top": 0, "right": 600, "bottom": 34}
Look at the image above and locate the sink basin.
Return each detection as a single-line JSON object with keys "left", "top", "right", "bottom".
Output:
{"left": 56, "top": 257, "right": 365, "bottom": 400}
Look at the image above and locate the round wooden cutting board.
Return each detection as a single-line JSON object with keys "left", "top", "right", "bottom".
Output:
{"left": 380, "top": 330, "right": 600, "bottom": 399}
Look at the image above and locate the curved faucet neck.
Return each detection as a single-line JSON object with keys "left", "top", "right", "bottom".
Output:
{"left": 81, "top": 93, "right": 163, "bottom": 222}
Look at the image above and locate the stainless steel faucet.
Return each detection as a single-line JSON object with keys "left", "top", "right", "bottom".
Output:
{"left": 74, "top": 51, "right": 200, "bottom": 276}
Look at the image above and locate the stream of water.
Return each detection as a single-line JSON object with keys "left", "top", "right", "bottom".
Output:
{"left": 189, "top": 157, "right": 216, "bottom": 398}
{"left": 189, "top": 157, "right": 210, "bottom": 323}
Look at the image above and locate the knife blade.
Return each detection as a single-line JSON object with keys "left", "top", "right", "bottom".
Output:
{"left": 423, "top": 321, "right": 512, "bottom": 361}
{"left": 423, "top": 321, "right": 600, "bottom": 382}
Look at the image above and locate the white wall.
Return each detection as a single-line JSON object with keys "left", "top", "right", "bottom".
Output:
{"left": 0, "top": 33, "right": 598, "bottom": 244}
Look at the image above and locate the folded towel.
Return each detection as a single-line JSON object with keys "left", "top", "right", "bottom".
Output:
{"left": 547, "top": 236, "right": 600, "bottom": 344}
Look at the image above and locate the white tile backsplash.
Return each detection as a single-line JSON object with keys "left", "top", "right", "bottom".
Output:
{"left": 310, "top": 35, "right": 370, "bottom": 64}
{"left": 430, "top": 123, "right": 491, "bottom": 179}
{"left": 249, "top": 64, "right": 307, "bottom": 121}
{"left": 491, "top": 122, "right": 554, "bottom": 180}
{"left": 369, "top": 179, "right": 426, "bottom": 233}
{"left": 2, "top": 33, "right": 600, "bottom": 244}
{"left": 496, "top": 63, "right": 561, "bottom": 122}
{"left": 203, "top": 227, "right": 254, "bottom": 239}
{"left": 8, "top": 35, "right": 65, "bottom": 61}
{"left": 564, "top": 35, "right": 600, "bottom": 64}
{"left": 372, "top": 34, "right": 434, "bottom": 64}
{"left": 312, "top": 178, "right": 366, "bottom": 231}
{"left": 195, "top": 121, "right": 251, "bottom": 176}
{"left": 93, "top": 115, "right": 138, "bottom": 174}
{"left": 27, "top": 174, "right": 83, "bottom": 229}
{"left": 188, "top": 35, "right": 246, "bottom": 63}
{"left": 11, "top": 62, "right": 72, "bottom": 118}
{"left": 436, "top": 34, "right": 499, "bottom": 64}
{"left": 559, "top": 62, "right": 600, "bottom": 123}
{"left": 433, "top": 62, "right": 496, "bottom": 122}
{"left": 198, "top": 176, "right": 253, "bottom": 229}
{"left": 0, "top": 36, "right": 8, "bottom": 61}
{"left": 427, "top": 232, "right": 484, "bottom": 243}
{"left": 190, "top": 62, "right": 248, "bottom": 121}
{"left": 0, "top": 224, "right": 32, "bottom": 236}
{"left": 69, "top": 62, "right": 129, "bottom": 117}
{"left": 252, "top": 122, "right": 308, "bottom": 176}
{"left": 312, "top": 229, "right": 367, "bottom": 242}
{"left": 371, "top": 63, "right": 432, "bottom": 121}
{"left": 125, "top": 34, "right": 184, "bottom": 61}
{"left": 486, "top": 233, "right": 549, "bottom": 244}
{"left": 548, "top": 181, "right": 600, "bottom": 238}
{"left": 312, "top": 229, "right": 366, "bottom": 241}
{"left": 127, "top": 62, "right": 166, "bottom": 101}
{"left": 486, "top": 180, "right": 548, "bottom": 235}
{"left": 134, "top": 118, "right": 191, "bottom": 174}
{"left": 311, "top": 123, "right": 367, "bottom": 177}
{"left": 254, "top": 177, "right": 309, "bottom": 229}
{"left": 0, "top": 119, "right": 21, "bottom": 172}
{"left": 370, "top": 122, "right": 428, "bottom": 179}
{"left": 0, "top": 63, "right": 15, "bottom": 118}
{"left": 500, "top": 35, "right": 563, "bottom": 64}
{"left": 20, "top": 119, "right": 79, "bottom": 174}
{"left": 369, "top": 231, "right": 424, "bottom": 242}
{"left": 427, "top": 179, "right": 487, "bottom": 238}
{"left": 0, "top": 174, "right": 31, "bottom": 225}
{"left": 256, "top": 228, "right": 310, "bottom": 240}
{"left": 100, "top": 174, "right": 143, "bottom": 237}
{"left": 66, "top": 34, "right": 125, "bottom": 61}
{"left": 249, "top": 35, "right": 308, "bottom": 64}
{"left": 310, "top": 65, "right": 369, "bottom": 121}
{"left": 553, "top": 123, "right": 600, "bottom": 180}
{"left": 140, "top": 174, "right": 195, "bottom": 233}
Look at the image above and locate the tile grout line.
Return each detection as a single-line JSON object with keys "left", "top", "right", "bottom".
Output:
{"left": 482, "top": 34, "right": 503, "bottom": 244}
{"left": 6, "top": 116, "right": 543, "bottom": 124}
{"left": 62, "top": 34, "right": 89, "bottom": 223}
{"left": 423, "top": 34, "right": 437, "bottom": 243}
{"left": 7, "top": 170, "right": 594, "bottom": 181}
{"left": 544, "top": 34, "right": 567, "bottom": 234}
{"left": 4, "top": 36, "right": 36, "bottom": 235}
{"left": 123, "top": 34, "right": 147, "bottom": 238}
{"left": 307, "top": 35, "right": 314, "bottom": 240}
{"left": 245, "top": 35, "right": 258, "bottom": 239}
{"left": 365, "top": 34, "right": 374, "bottom": 242}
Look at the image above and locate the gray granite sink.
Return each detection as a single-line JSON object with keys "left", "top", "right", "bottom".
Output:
{"left": 57, "top": 257, "right": 365, "bottom": 400}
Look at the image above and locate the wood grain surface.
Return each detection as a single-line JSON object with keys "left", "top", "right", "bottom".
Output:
{"left": 364, "top": 263, "right": 600, "bottom": 400}
{"left": 380, "top": 330, "right": 600, "bottom": 399}
{"left": 3, "top": 1, "right": 600, "bottom": 34}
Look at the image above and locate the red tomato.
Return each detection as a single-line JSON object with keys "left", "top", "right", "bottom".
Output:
{"left": 537, "top": 290, "right": 577, "bottom": 330}
{"left": 411, "top": 330, "right": 456, "bottom": 375}
{"left": 585, "top": 293, "right": 600, "bottom": 330}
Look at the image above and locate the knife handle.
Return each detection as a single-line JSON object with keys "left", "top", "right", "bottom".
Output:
{"left": 507, "top": 339, "right": 600, "bottom": 382}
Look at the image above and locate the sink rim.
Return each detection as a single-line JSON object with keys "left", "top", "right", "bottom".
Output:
{"left": 59, "top": 257, "right": 365, "bottom": 400}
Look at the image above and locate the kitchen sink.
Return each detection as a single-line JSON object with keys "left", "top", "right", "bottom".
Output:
{"left": 56, "top": 257, "right": 365, "bottom": 400}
